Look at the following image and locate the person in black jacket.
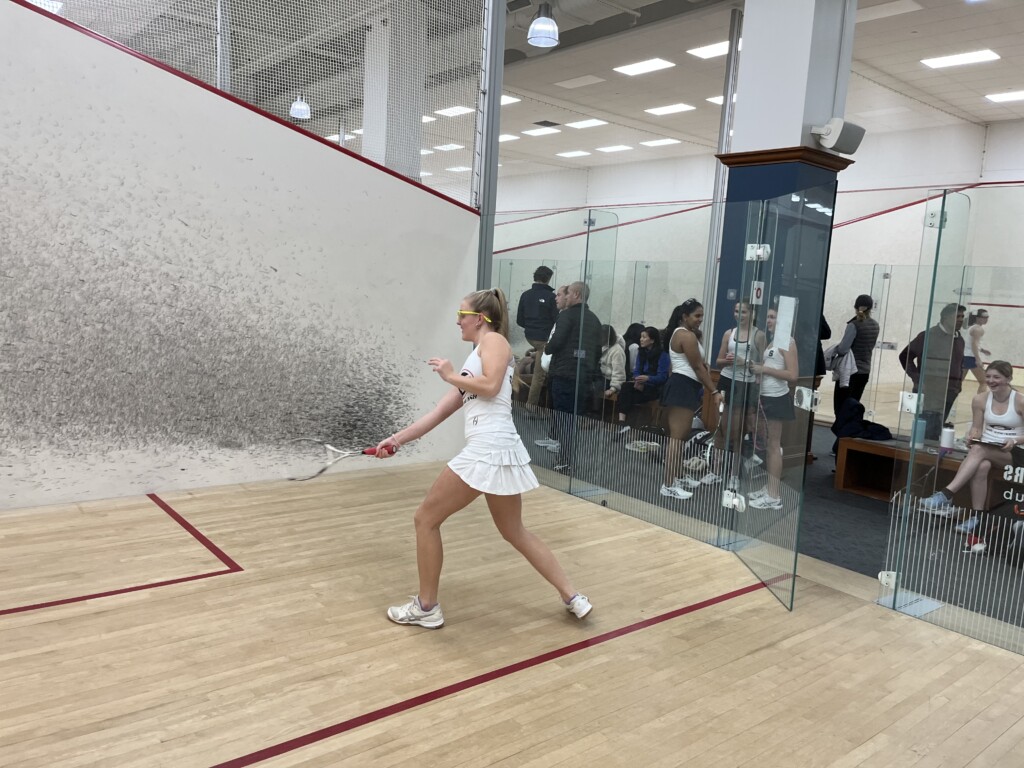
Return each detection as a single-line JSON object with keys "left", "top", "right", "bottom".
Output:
{"left": 545, "top": 281, "right": 603, "bottom": 472}
{"left": 516, "top": 266, "right": 559, "bottom": 409}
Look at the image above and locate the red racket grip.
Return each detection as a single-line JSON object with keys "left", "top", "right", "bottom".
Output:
{"left": 364, "top": 445, "right": 400, "bottom": 457}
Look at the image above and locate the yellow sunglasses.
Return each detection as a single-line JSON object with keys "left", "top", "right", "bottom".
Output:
{"left": 457, "top": 310, "right": 492, "bottom": 323}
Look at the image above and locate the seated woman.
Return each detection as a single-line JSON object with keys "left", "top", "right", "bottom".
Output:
{"left": 919, "top": 361, "right": 1024, "bottom": 552}
{"left": 597, "top": 324, "right": 627, "bottom": 403}
{"left": 613, "top": 325, "right": 670, "bottom": 438}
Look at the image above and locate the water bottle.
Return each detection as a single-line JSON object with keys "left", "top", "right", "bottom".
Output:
{"left": 913, "top": 418, "right": 927, "bottom": 448}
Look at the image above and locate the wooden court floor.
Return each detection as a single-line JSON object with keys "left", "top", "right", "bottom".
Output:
{"left": 3, "top": 463, "right": 1024, "bottom": 767}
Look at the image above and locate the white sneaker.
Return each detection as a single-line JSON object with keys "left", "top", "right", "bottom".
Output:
{"left": 387, "top": 596, "right": 445, "bottom": 629}
{"left": 673, "top": 476, "right": 702, "bottom": 489}
{"left": 660, "top": 483, "right": 693, "bottom": 500}
{"left": 534, "top": 438, "right": 558, "bottom": 448}
{"left": 566, "top": 593, "right": 593, "bottom": 619}
{"left": 545, "top": 443, "right": 561, "bottom": 453}
{"left": 749, "top": 494, "right": 783, "bottom": 510}
{"left": 699, "top": 472, "right": 723, "bottom": 486}
{"left": 625, "top": 440, "right": 651, "bottom": 453}
{"left": 748, "top": 486, "right": 770, "bottom": 500}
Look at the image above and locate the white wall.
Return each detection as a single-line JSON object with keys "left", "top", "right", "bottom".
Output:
{"left": 0, "top": 3, "right": 479, "bottom": 510}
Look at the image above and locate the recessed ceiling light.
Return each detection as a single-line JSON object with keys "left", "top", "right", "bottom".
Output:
{"left": 554, "top": 75, "right": 606, "bottom": 89}
{"left": 498, "top": 134, "right": 520, "bottom": 142}
{"left": 557, "top": 150, "right": 591, "bottom": 158}
{"left": 434, "top": 143, "right": 465, "bottom": 151}
{"left": 446, "top": 166, "right": 472, "bottom": 172}
{"left": 596, "top": 145, "right": 633, "bottom": 153}
{"left": 352, "top": 128, "right": 364, "bottom": 135}
{"left": 422, "top": 115, "right": 436, "bottom": 123}
{"left": 921, "top": 49, "right": 1000, "bottom": 69}
{"left": 434, "top": 105, "right": 475, "bottom": 117}
{"left": 613, "top": 58, "right": 676, "bottom": 76}
{"left": 565, "top": 119, "right": 608, "bottom": 129}
{"left": 706, "top": 96, "right": 725, "bottom": 106}
{"left": 986, "top": 90, "right": 1024, "bottom": 103}
{"left": 522, "top": 127, "right": 561, "bottom": 136}
{"left": 419, "top": 171, "right": 433, "bottom": 177}
{"left": 325, "top": 134, "right": 356, "bottom": 142}
{"left": 645, "top": 103, "right": 696, "bottom": 116}
{"left": 501, "top": 95, "right": 521, "bottom": 105}
{"left": 420, "top": 149, "right": 434, "bottom": 155}
{"left": 687, "top": 41, "right": 730, "bottom": 59}
{"left": 640, "top": 138, "right": 681, "bottom": 147}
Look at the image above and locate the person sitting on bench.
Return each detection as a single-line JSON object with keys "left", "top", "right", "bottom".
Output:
{"left": 919, "top": 361, "right": 1024, "bottom": 553}
{"left": 614, "top": 326, "right": 669, "bottom": 439}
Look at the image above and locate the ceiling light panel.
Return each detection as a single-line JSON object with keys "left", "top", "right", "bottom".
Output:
{"left": 596, "top": 145, "right": 633, "bottom": 153}
{"left": 613, "top": 58, "right": 676, "bottom": 76}
{"left": 522, "top": 127, "right": 561, "bottom": 136}
{"left": 640, "top": 138, "right": 681, "bottom": 147}
{"left": 565, "top": 119, "right": 608, "bottom": 129}
{"left": 554, "top": 75, "right": 606, "bottom": 89}
{"left": 645, "top": 103, "right": 696, "bottom": 116}
{"left": 498, "top": 134, "right": 520, "bottom": 142}
{"left": 446, "top": 166, "right": 472, "bottom": 172}
{"left": 687, "top": 41, "right": 730, "bottom": 59}
{"left": 434, "top": 105, "right": 475, "bottom": 117}
{"left": 422, "top": 115, "right": 436, "bottom": 123}
{"left": 921, "top": 49, "right": 1000, "bottom": 69}
{"left": 556, "top": 151, "right": 591, "bottom": 158}
{"left": 434, "top": 143, "right": 465, "bottom": 151}
{"left": 501, "top": 95, "right": 521, "bottom": 105}
{"left": 986, "top": 90, "right": 1024, "bottom": 103}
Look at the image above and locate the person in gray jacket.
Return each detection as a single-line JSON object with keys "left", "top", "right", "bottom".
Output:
{"left": 516, "top": 266, "right": 559, "bottom": 409}
{"left": 832, "top": 294, "right": 880, "bottom": 416}
{"left": 545, "top": 281, "right": 602, "bottom": 472}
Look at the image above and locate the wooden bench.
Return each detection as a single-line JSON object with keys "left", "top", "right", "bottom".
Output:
{"left": 835, "top": 437, "right": 1011, "bottom": 506}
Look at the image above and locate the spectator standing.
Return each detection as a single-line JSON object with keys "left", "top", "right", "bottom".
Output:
{"left": 832, "top": 294, "right": 880, "bottom": 416}
{"left": 516, "top": 266, "right": 559, "bottom": 410}
{"left": 545, "top": 281, "right": 602, "bottom": 472}
{"left": 899, "top": 303, "right": 966, "bottom": 437}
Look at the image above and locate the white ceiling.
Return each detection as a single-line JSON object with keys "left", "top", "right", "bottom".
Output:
{"left": 497, "top": 0, "right": 1024, "bottom": 178}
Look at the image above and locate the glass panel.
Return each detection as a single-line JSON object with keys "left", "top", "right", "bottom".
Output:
{"left": 725, "top": 182, "right": 836, "bottom": 608}
{"left": 884, "top": 190, "right": 972, "bottom": 618}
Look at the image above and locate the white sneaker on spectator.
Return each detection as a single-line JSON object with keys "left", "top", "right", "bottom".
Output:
{"left": 749, "top": 494, "right": 783, "bottom": 510}
{"left": 699, "top": 472, "right": 723, "bottom": 485}
{"left": 660, "top": 484, "right": 693, "bottom": 500}
{"left": 673, "top": 477, "right": 702, "bottom": 489}
{"left": 545, "top": 443, "right": 560, "bottom": 453}
{"left": 748, "top": 486, "right": 770, "bottom": 500}
{"left": 534, "top": 438, "right": 558, "bottom": 448}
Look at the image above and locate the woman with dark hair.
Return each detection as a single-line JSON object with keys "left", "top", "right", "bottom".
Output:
{"left": 714, "top": 299, "right": 764, "bottom": 489}
{"left": 622, "top": 322, "right": 646, "bottom": 381}
{"left": 614, "top": 325, "right": 670, "bottom": 437}
{"left": 919, "top": 360, "right": 1024, "bottom": 553}
{"left": 963, "top": 308, "right": 991, "bottom": 394}
{"left": 832, "top": 294, "right": 880, "bottom": 416}
{"left": 373, "top": 287, "right": 591, "bottom": 628}
{"left": 658, "top": 300, "right": 723, "bottom": 500}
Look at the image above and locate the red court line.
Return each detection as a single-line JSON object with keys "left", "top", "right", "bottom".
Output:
{"left": 9, "top": 0, "right": 478, "bottom": 216}
{"left": 494, "top": 202, "right": 712, "bottom": 255}
{"left": 211, "top": 580, "right": 768, "bottom": 768}
{"left": 0, "top": 493, "right": 242, "bottom": 617}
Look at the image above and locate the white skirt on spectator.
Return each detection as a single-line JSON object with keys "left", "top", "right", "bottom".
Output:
{"left": 448, "top": 433, "right": 539, "bottom": 495}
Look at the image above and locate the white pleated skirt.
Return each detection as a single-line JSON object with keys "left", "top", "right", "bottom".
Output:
{"left": 448, "top": 433, "right": 539, "bottom": 496}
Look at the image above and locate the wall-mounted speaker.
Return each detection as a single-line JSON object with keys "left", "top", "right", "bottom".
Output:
{"left": 811, "top": 117, "right": 866, "bottom": 155}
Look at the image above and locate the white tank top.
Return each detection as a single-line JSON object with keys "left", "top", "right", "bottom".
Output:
{"left": 982, "top": 390, "right": 1024, "bottom": 443}
{"left": 669, "top": 327, "right": 702, "bottom": 382}
{"left": 459, "top": 347, "right": 517, "bottom": 439}
{"left": 720, "top": 327, "right": 757, "bottom": 383}
{"left": 760, "top": 342, "right": 790, "bottom": 398}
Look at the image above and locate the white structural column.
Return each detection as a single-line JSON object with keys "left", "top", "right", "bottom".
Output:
{"left": 362, "top": 3, "right": 425, "bottom": 179}
{"left": 730, "top": 0, "right": 857, "bottom": 153}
